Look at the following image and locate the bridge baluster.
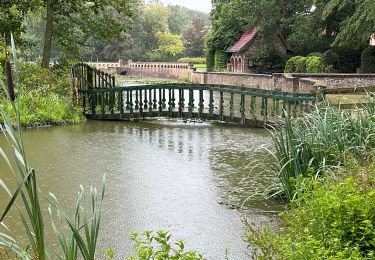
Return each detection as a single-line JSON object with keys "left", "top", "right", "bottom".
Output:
{"left": 91, "top": 92, "right": 96, "bottom": 116}
{"left": 153, "top": 89, "right": 157, "bottom": 109}
{"left": 299, "top": 98, "right": 304, "bottom": 116}
{"left": 171, "top": 88, "right": 176, "bottom": 108}
{"left": 240, "top": 91, "right": 245, "bottom": 124}
{"left": 209, "top": 89, "right": 214, "bottom": 118}
{"left": 110, "top": 90, "right": 115, "bottom": 116}
{"left": 230, "top": 92, "right": 234, "bottom": 121}
{"left": 198, "top": 89, "right": 204, "bottom": 118}
{"left": 293, "top": 100, "right": 298, "bottom": 118}
{"left": 168, "top": 88, "right": 173, "bottom": 116}
{"left": 139, "top": 90, "right": 143, "bottom": 117}
{"left": 276, "top": 98, "right": 280, "bottom": 116}
{"left": 178, "top": 89, "right": 183, "bottom": 117}
{"left": 263, "top": 97, "right": 268, "bottom": 123}
{"left": 219, "top": 90, "right": 224, "bottom": 121}
{"left": 129, "top": 90, "right": 134, "bottom": 114}
{"left": 144, "top": 89, "right": 148, "bottom": 110}
{"left": 282, "top": 93, "right": 287, "bottom": 117}
{"left": 188, "top": 89, "right": 194, "bottom": 117}
{"left": 135, "top": 90, "right": 139, "bottom": 110}
{"left": 119, "top": 91, "right": 124, "bottom": 116}
{"left": 126, "top": 90, "right": 130, "bottom": 111}
{"left": 158, "top": 88, "right": 163, "bottom": 115}
{"left": 162, "top": 89, "right": 166, "bottom": 109}
{"left": 148, "top": 89, "right": 153, "bottom": 113}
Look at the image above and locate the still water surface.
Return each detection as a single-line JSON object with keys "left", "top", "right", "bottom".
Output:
{"left": 0, "top": 120, "right": 282, "bottom": 259}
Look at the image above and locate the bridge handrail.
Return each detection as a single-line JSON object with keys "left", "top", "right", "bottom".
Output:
{"left": 78, "top": 84, "right": 316, "bottom": 102}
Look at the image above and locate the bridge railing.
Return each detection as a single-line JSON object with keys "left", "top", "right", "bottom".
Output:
{"left": 72, "top": 62, "right": 116, "bottom": 90}
{"left": 72, "top": 63, "right": 317, "bottom": 126}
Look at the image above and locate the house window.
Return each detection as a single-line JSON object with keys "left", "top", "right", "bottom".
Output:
{"left": 248, "top": 60, "right": 254, "bottom": 67}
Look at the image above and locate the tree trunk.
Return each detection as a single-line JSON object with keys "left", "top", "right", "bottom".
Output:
{"left": 41, "top": 0, "right": 54, "bottom": 68}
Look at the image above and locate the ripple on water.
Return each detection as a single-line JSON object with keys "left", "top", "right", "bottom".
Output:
{"left": 0, "top": 120, "right": 283, "bottom": 259}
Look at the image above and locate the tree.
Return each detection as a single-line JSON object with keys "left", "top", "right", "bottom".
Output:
{"left": 183, "top": 18, "right": 207, "bottom": 57}
{"left": 323, "top": 0, "right": 375, "bottom": 49}
{"left": 40, "top": 0, "right": 133, "bottom": 67}
{"left": 0, "top": 0, "right": 40, "bottom": 37}
{"left": 155, "top": 31, "right": 185, "bottom": 60}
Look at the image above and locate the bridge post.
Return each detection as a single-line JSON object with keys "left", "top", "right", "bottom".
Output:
{"left": 188, "top": 88, "right": 194, "bottom": 118}
{"left": 158, "top": 88, "right": 163, "bottom": 116}
{"left": 119, "top": 91, "right": 124, "bottom": 117}
{"left": 229, "top": 91, "right": 234, "bottom": 121}
{"left": 198, "top": 89, "right": 204, "bottom": 119}
{"left": 219, "top": 87, "right": 224, "bottom": 121}
{"left": 168, "top": 88, "right": 173, "bottom": 117}
{"left": 148, "top": 89, "right": 153, "bottom": 113}
{"left": 153, "top": 89, "right": 157, "bottom": 109}
{"left": 209, "top": 89, "right": 214, "bottom": 119}
{"left": 139, "top": 90, "right": 143, "bottom": 118}
{"left": 240, "top": 89, "right": 245, "bottom": 125}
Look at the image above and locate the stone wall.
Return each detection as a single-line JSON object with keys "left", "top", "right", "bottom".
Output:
{"left": 90, "top": 61, "right": 375, "bottom": 94}
{"left": 124, "top": 62, "right": 192, "bottom": 80}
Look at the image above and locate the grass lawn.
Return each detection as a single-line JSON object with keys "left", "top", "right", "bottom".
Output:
{"left": 193, "top": 63, "right": 207, "bottom": 72}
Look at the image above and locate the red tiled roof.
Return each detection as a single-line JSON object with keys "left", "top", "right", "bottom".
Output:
{"left": 227, "top": 28, "right": 257, "bottom": 53}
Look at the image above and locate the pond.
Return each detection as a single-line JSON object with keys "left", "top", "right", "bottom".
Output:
{"left": 0, "top": 120, "right": 283, "bottom": 259}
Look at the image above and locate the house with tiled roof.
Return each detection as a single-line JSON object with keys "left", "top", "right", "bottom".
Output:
{"left": 226, "top": 28, "right": 291, "bottom": 73}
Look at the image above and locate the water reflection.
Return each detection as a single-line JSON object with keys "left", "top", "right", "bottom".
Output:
{"left": 0, "top": 120, "right": 282, "bottom": 259}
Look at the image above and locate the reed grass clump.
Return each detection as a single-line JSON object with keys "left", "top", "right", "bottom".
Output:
{"left": 269, "top": 100, "right": 375, "bottom": 201}
{"left": 0, "top": 33, "right": 104, "bottom": 259}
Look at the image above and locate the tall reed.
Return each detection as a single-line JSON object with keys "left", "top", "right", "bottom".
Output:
{"left": 269, "top": 100, "right": 375, "bottom": 201}
{"left": 0, "top": 33, "right": 105, "bottom": 259}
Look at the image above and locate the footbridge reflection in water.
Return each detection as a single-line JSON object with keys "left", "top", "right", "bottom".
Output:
{"left": 0, "top": 120, "right": 282, "bottom": 259}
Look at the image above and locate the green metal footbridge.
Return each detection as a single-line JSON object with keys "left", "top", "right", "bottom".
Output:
{"left": 72, "top": 63, "right": 317, "bottom": 126}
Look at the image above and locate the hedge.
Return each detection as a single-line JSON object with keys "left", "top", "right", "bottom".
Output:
{"left": 361, "top": 46, "right": 375, "bottom": 73}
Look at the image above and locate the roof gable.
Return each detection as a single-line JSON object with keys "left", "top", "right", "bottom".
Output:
{"left": 227, "top": 28, "right": 257, "bottom": 53}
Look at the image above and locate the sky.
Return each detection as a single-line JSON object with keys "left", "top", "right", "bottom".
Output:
{"left": 158, "top": 0, "right": 212, "bottom": 13}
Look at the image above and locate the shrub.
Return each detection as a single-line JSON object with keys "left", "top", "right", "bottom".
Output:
{"left": 268, "top": 102, "right": 375, "bottom": 201}
{"left": 361, "top": 46, "right": 375, "bottom": 73}
{"left": 246, "top": 162, "right": 375, "bottom": 259}
{"left": 322, "top": 50, "right": 339, "bottom": 72}
{"left": 177, "top": 57, "right": 206, "bottom": 64}
{"left": 284, "top": 56, "right": 307, "bottom": 73}
{"left": 124, "top": 231, "right": 206, "bottom": 260}
{"left": 305, "top": 56, "right": 329, "bottom": 73}
{"left": 214, "top": 50, "right": 228, "bottom": 71}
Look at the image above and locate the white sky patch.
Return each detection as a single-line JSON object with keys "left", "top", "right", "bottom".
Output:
{"left": 157, "top": 0, "right": 212, "bottom": 13}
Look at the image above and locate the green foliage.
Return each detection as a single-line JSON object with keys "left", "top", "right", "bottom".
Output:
{"left": 0, "top": 38, "right": 103, "bottom": 259}
{"left": 0, "top": 61, "right": 83, "bottom": 125}
{"left": 183, "top": 18, "right": 207, "bottom": 57}
{"left": 285, "top": 55, "right": 330, "bottom": 73}
{"left": 284, "top": 56, "right": 305, "bottom": 73}
{"left": 177, "top": 57, "right": 206, "bottom": 64}
{"left": 305, "top": 56, "right": 329, "bottom": 73}
{"left": 268, "top": 102, "right": 375, "bottom": 201}
{"left": 246, "top": 162, "right": 375, "bottom": 259}
{"left": 213, "top": 50, "right": 228, "bottom": 71}
{"left": 361, "top": 46, "right": 375, "bottom": 73}
{"left": 126, "top": 231, "right": 206, "bottom": 260}
{"left": 155, "top": 31, "right": 185, "bottom": 60}
{"left": 206, "top": 49, "right": 215, "bottom": 72}
{"left": 250, "top": 53, "right": 286, "bottom": 74}
{"left": 323, "top": 0, "right": 374, "bottom": 49}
